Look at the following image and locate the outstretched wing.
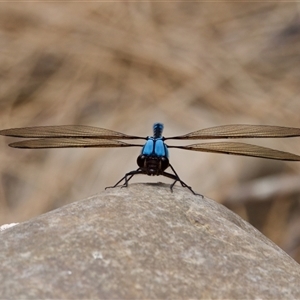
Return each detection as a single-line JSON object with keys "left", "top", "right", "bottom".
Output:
{"left": 0, "top": 125, "right": 144, "bottom": 139}
{"left": 9, "top": 138, "right": 143, "bottom": 149}
{"left": 166, "top": 124, "right": 300, "bottom": 140}
{"left": 169, "top": 142, "right": 300, "bottom": 161}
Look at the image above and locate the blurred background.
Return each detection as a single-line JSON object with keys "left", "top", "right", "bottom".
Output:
{"left": 0, "top": 2, "right": 300, "bottom": 262}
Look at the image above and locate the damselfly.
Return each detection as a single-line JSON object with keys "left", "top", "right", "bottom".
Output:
{"left": 1, "top": 123, "right": 300, "bottom": 195}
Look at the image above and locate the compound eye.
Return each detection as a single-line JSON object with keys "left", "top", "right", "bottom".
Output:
{"left": 161, "top": 157, "right": 169, "bottom": 171}
{"left": 137, "top": 155, "right": 146, "bottom": 168}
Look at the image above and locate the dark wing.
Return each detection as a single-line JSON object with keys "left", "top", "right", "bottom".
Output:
{"left": 9, "top": 138, "right": 143, "bottom": 149}
{"left": 0, "top": 125, "right": 143, "bottom": 139}
{"left": 169, "top": 142, "right": 300, "bottom": 161}
{"left": 166, "top": 124, "right": 300, "bottom": 140}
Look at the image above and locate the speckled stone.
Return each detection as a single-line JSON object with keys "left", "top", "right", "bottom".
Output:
{"left": 0, "top": 183, "right": 299, "bottom": 299}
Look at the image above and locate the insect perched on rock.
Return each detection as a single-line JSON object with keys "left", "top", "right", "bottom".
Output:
{"left": 1, "top": 122, "right": 300, "bottom": 195}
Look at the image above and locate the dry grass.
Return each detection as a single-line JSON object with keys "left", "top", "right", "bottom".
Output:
{"left": 0, "top": 2, "right": 300, "bottom": 262}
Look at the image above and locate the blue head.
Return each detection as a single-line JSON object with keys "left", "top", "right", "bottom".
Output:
{"left": 153, "top": 123, "right": 164, "bottom": 139}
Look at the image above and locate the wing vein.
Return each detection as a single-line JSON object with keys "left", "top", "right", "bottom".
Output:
{"left": 0, "top": 125, "right": 143, "bottom": 139}
{"left": 9, "top": 138, "right": 143, "bottom": 149}
{"left": 169, "top": 142, "right": 300, "bottom": 161}
{"left": 167, "top": 125, "right": 300, "bottom": 140}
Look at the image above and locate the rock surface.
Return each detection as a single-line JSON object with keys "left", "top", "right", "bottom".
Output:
{"left": 0, "top": 183, "right": 299, "bottom": 299}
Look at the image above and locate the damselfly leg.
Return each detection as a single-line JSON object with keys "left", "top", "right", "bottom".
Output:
{"left": 106, "top": 164, "right": 202, "bottom": 197}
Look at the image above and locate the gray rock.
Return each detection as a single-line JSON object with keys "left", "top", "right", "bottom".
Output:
{"left": 0, "top": 183, "right": 299, "bottom": 299}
